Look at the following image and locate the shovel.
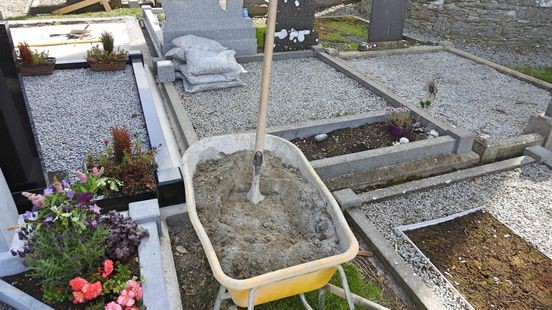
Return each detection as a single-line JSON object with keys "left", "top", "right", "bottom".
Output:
{"left": 247, "top": 0, "right": 279, "bottom": 204}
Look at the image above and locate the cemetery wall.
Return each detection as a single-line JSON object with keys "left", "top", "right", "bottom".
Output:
{"left": 360, "top": 0, "right": 552, "bottom": 53}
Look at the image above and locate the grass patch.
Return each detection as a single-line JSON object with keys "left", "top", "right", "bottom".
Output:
{"left": 255, "top": 24, "right": 266, "bottom": 50}
{"left": 514, "top": 67, "right": 552, "bottom": 83}
{"left": 255, "top": 263, "right": 391, "bottom": 309}
{"left": 315, "top": 16, "right": 368, "bottom": 51}
{"left": 7, "top": 8, "right": 143, "bottom": 21}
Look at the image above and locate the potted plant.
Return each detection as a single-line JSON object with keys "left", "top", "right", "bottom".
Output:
{"left": 86, "top": 32, "right": 128, "bottom": 71}
{"left": 385, "top": 107, "right": 413, "bottom": 137}
{"left": 10, "top": 171, "right": 148, "bottom": 308}
{"left": 16, "top": 42, "right": 56, "bottom": 76}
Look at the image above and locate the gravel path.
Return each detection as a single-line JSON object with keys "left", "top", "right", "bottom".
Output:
{"left": 23, "top": 66, "right": 149, "bottom": 177}
{"left": 361, "top": 163, "right": 552, "bottom": 309}
{"left": 178, "top": 57, "right": 389, "bottom": 138}
{"left": 348, "top": 51, "right": 551, "bottom": 141}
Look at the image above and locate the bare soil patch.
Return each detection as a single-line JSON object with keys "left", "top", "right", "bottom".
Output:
{"left": 407, "top": 211, "right": 552, "bottom": 309}
{"left": 193, "top": 150, "right": 340, "bottom": 279}
{"left": 291, "top": 122, "right": 417, "bottom": 161}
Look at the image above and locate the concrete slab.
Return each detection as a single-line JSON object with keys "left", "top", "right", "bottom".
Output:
{"left": 524, "top": 145, "right": 552, "bottom": 163}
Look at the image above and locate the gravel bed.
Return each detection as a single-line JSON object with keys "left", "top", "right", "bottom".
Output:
{"left": 23, "top": 66, "right": 149, "bottom": 177}
{"left": 348, "top": 51, "right": 551, "bottom": 141}
{"left": 361, "top": 163, "right": 552, "bottom": 309}
{"left": 178, "top": 57, "right": 389, "bottom": 138}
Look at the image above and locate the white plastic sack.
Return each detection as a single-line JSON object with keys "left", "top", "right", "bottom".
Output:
{"left": 177, "top": 64, "right": 240, "bottom": 84}
{"left": 185, "top": 49, "right": 246, "bottom": 76}
{"left": 165, "top": 47, "right": 186, "bottom": 62}
{"left": 172, "top": 35, "right": 227, "bottom": 53}
{"left": 182, "top": 76, "right": 244, "bottom": 93}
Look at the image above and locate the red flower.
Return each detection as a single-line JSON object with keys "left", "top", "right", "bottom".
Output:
{"left": 103, "top": 139, "right": 109, "bottom": 145}
{"left": 69, "top": 277, "right": 87, "bottom": 291}
{"left": 82, "top": 281, "right": 102, "bottom": 301}
{"left": 99, "top": 259, "right": 114, "bottom": 278}
{"left": 72, "top": 291, "right": 85, "bottom": 304}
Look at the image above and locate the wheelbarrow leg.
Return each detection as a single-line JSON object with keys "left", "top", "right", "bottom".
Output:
{"left": 214, "top": 285, "right": 227, "bottom": 310}
{"left": 317, "top": 289, "right": 325, "bottom": 310}
{"left": 247, "top": 287, "right": 258, "bottom": 310}
{"left": 337, "top": 265, "right": 355, "bottom": 310}
{"left": 298, "top": 293, "right": 314, "bottom": 310}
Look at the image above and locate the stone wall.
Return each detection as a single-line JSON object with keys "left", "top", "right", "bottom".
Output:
{"left": 360, "top": 0, "right": 552, "bottom": 53}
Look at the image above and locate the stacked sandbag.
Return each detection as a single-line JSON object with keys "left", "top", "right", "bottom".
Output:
{"left": 164, "top": 35, "right": 246, "bottom": 93}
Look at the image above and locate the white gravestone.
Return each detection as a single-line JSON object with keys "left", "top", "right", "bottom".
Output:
{"left": 0, "top": 169, "right": 18, "bottom": 252}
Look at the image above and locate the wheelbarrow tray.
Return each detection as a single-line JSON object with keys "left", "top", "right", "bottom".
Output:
{"left": 182, "top": 133, "right": 359, "bottom": 307}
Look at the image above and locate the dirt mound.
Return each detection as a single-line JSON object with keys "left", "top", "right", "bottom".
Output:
{"left": 193, "top": 150, "right": 340, "bottom": 279}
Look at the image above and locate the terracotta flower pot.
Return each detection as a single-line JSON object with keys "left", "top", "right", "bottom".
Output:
{"left": 390, "top": 125, "right": 408, "bottom": 137}
{"left": 18, "top": 58, "right": 56, "bottom": 76}
{"left": 87, "top": 55, "right": 128, "bottom": 72}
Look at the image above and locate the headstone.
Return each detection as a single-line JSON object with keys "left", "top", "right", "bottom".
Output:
{"left": 0, "top": 21, "right": 45, "bottom": 193}
{"left": 368, "top": 0, "right": 408, "bottom": 42}
{"left": 162, "top": 0, "right": 257, "bottom": 55}
{"left": 0, "top": 169, "right": 18, "bottom": 252}
{"left": 274, "top": 0, "right": 318, "bottom": 52}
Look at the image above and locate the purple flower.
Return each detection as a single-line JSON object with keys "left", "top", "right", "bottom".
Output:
{"left": 23, "top": 211, "right": 34, "bottom": 221}
{"left": 67, "top": 190, "right": 75, "bottom": 200}
{"left": 44, "top": 216, "right": 54, "bottom": 223}
{"left": 43, "top": 187, "right": 54, "bottom": 196}
{"left": 89, "top": 204, "right": 101, "bottom": 214}
{"left": 77, "top": 192, "right": 93, "bottom": 206}
{"left": 90, "top": 220, "right": 97, "bottom": 228}
{"left": 10, "top": 249, "right": 17, "bottom": 256}
{"left": 61, "top": 179, "right": 70, "bottom": 189}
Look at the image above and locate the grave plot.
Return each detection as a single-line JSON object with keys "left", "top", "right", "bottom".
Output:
{"left": 345, "top": 50, "right": 552, "bottom": 160}
{"left": 360, "top": 163, "right": 552, "bottom": 308}
{"left": 178, "top": 57, "right": 389, "bottom": 138}
{"left": 405, "top": 210, "right": 552, "bottom": 310}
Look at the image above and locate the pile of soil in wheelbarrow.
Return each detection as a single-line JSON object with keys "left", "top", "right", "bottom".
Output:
{"left": 407, "top": 211, "right": 552, "bottom": 309}
{"left": 193, "top": 150, "right": 341, "bottom": 279}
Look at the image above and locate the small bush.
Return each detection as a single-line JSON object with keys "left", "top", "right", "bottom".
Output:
{"left": 17, "top": 42, "right": 33, "bottom": 64}
{"left": 101, "top": 32, "right": 115, "bottom": 53}
{"left": 385, "top": 108, "right": 413, "bottom": 129}
{"left": 112, "top": 127, "right": 131, "bottom": 164}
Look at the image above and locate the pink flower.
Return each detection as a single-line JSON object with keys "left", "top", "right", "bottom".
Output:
{"left": 125, "top": 307, "right": 139, "bottom": 310}
{"left": 82, "top": 281, "right": 102, "bottom": 301}
{"left": 126, "top": 280, "right": 143, "bottom": 301}
{"left": 105, "top": 302, "right": 123, "bottom": 310}
{"left": 117, "top": 288, "right": 135, "bottom": 307}
{"left": 103, "top": 139, "right": 109, "bottom": 146}
{"left": 76, "top": 171, "right": 87, "bottom": 183}
{"left": 33, "top": 195, "right": 44, "bottom": 208}
{"left": 69, "top": 277, "right": 87, "bottom": 291}
{"left": 99, "top": 259, "right": 114, "bottom": 278}
{"left": 72, "top": 290, "right": 85, "bottom": 304}
{"left": 92, "top": 167, "right": 100, "bottom": 177}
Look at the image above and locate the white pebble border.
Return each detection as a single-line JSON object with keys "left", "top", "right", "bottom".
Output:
{"left": 347, "top": 51, "right": 551, "bottom": 141}
{"left": 177, "top": 57, "right": 389, "bottom": 138}
{"left": 361, "top": 163, "right": 552, "bottom": 309}
{"left": 23, "top": 66, "right": 149, "bottom": 177}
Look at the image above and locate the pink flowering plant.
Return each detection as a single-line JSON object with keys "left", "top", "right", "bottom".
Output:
{"left": 11, "top": 169, "right": 146, "bottom": 306}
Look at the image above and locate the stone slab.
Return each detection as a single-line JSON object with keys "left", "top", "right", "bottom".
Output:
{"left": 274, "top": 0, "right": 318, "bottom": 51}
{"left": 524, "top": 114, "right": 552, "bottom": 150}
{"left": 346, "top": 208, "right": 444, "bottom": 310}
{"left": 156, "top": 60, "right": 175, "bottom": 83}
{"left": 358, "top": 155, "right": 535, "bottom": 203}
{"left": 332, "top": 188, "right": 362, "bottom": 210}
{"left": 368, "top": 0, "right": 407, "bottom": 42}
{"left": 473, "top": 133, "right": 544, "bottom": 163}
{"left": 129, "top": 199, "right": 161, "bottom": 236}
{"left": 0, "top": 170, "right": 18, "bottom": 252}
{"left": 524, "top": 145, "right": 552, "bottom": 163}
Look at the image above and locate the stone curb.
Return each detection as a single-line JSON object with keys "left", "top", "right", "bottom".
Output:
{"left": 142, "top": 6, "right": 163, "bottom": 58}
{"left": 524, "top": 145, "right": 552, "bottom": 163}
{"left": 357, "top": 155, "right": 535, "bottom": 203}
{"left": 473, "top": 133, "right": 544, "bottom": 163}
{"left": 0, "top": 280, "right": 53, "bottom": 310}
{"left": 337, "top": 45, "right": 444, "bottom": 60}
{"left": 345, "top": 209, "right": 444, "bottom": 310}
{"left": 525, "top": 114, "right": 552, "bottom": 150}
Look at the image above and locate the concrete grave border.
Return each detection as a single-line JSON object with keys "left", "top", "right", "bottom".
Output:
{"left": 327, "top": 46, "right": 551, "bottom": 163}
{"left": 340, "top": 154, "right": 538, "bottom": 310}
{"left": 0, "top": 200, "right": 173, "bottom": 310}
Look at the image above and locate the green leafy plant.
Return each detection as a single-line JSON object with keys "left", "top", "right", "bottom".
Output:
{"left": 101, "top": 31, "right": 115, "bottom": 53}
{"left": 88, "top": 128, "right": 157, "bottom": 194}
{"left": 101, "top": 260, "right": 139, "bottom": 295}
{"left": 385, "top": 108, "right": 413, "bottom": 130}
{"left": 86, "top": 45, "right": 128, "bottom": 64}
{"left": 17, "top": 42, "right": 50, "bottom": 65}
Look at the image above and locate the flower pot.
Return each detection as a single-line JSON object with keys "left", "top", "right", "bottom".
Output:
{"left": 390, "top": 125, "right": 408, "bottom": 137}
{"left": 18, "top": 58, "right": 56, "bottom": 76}
{"left": 87, "top": 55, "right": 128, "bottom": 72}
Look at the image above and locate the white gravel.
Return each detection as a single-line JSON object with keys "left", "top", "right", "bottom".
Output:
{"left": 23, "top": 66, "right": 149, "bottom": 176}
{"left": 361, "top": 163, "right": 552, "bottom": 309}
{"left": 348, "top": 51, "right": 551, "bottom": 141}
{"left": 178, "top": 57, "right": 389, "bottom": 138}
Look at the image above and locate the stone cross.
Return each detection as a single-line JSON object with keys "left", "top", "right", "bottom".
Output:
{"left": 161, "top": 0, "right": 257, "bottom": 55}
{"left": 0, "top": 169, "right": 18, "bottom": 252}
{"left": 0, "top": 21, "right": 45, "bottom": 193}
{"left": 274, "top": 0, "right": 318, "bottom": 52}
{"left": 368, "top": 0, "right": 408, "bottom": 42}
